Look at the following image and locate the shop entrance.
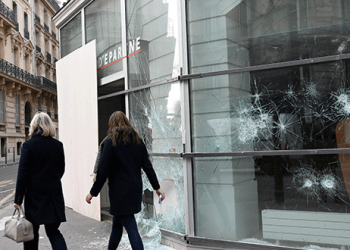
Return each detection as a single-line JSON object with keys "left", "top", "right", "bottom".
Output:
{"left": 98, "top": 78, "right": 125, "bottom": 214}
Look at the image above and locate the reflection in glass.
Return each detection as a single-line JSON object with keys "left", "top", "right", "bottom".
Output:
{"left": 126, "top": 0, "right": 182, "bottom": 87}
{"left": 85, "top": 0, "right": 122, "bottom": 81}
{"left": 60, "top": 13, "right": 82, "bottom": 58}
{"left": 194, "top": 154, "right": 350, "bottom": 248}
{"left": 188, "top": 0, "right": 350, "bottom": 73}
{"left": 191, "top": 60, "right": 350, "bottom": 152}
{"left": 129, "top": 82, "right": 182, "bottom": 153}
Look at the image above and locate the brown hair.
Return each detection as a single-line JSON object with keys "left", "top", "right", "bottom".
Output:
{"left": 107, "top": 111, "right": 142, "bottom": 146}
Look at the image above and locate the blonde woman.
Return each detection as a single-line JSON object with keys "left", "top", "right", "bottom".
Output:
{"left": 14, "top": 112, "right": 67, "bottom": 250}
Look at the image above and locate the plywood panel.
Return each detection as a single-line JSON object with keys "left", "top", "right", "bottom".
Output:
{"left": 56, "top": 40, "right": 101, "bottom": 221}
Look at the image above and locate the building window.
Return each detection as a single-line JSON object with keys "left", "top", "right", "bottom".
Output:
{"left": 0, "top": 38, "right": 3, "bottom": 59}
{"left": 0, "top": 90, "right": 5, "bottom": 124}
{"left": 34, "top": 98, "right": 38, "bottom": 112}
{"left": 13, "top": 2, "right": 17, "bottom": 21}
{"left": 13, "top": 48, "right": 17, "bottom": 66}
{"left": 24, "top": 12, "right": 29, "bottom": 39}
{"left": 25, "top": 102, "right": 31, "bottom": 126}
{"left": 15, "top": 95, "right": 20, "bottom": 125}
{"left": 1, "top": 138, "right": 5, "bottom": 157}
{"left": 60, "top": 12, "right": 82, "bottom": 58}
{"left": 17, "top": 142, "right": 21, "bottom": 155}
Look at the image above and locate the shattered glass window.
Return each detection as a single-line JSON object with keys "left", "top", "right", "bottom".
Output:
{"left": 128, "top": 82, "right": 185, "bottom": 240}
{"left": 191, "top": 61, "right": 350, "bottom": 153}
{"left": 194, "top": 154, "right": 350, "bottom": 248}
{"left": 189, "top": 0, "right": 350, "bottom": 249}
{"left": 188, "top": 0, "right": 350, "bottom": 73}
{"left": 129, "top": 82, "right": 182, "bottom": 153}
{"left": 126, "top": 0, "right": 182, "bottom": 88}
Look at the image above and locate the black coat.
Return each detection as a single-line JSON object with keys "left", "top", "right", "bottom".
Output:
{"left": 14, "top": 134, "right": 66, "bottom": 225}
{"left": 90, "top": 138, "right": 160, "bottom": 216}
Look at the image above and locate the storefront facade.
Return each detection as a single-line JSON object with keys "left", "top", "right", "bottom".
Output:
{"left": 53, "top": 0, "right": 350, "bottom": 249}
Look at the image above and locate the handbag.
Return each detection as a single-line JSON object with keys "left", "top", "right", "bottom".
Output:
{"left": 4, "top": 206, "right": 34, "bottom": 243}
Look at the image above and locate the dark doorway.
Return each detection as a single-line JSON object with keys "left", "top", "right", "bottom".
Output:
{"left": 98, "top": 79, "right": 126, "bottom": 214}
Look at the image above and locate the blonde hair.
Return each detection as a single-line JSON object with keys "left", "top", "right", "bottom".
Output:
{"left": 29, "top": 112, "right": 56, "bottom": 137}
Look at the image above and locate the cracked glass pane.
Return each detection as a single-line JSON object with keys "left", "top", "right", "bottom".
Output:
{"left": 194, "top": 154, "right": 350, "bottom": 249}
{"left": 191, "top": 61, "right": 350, "bottom": 153}
{"left": 128, "top": 83, "right": 185, "bottom": 248}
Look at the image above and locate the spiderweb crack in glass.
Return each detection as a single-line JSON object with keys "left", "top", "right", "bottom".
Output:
{"left": 129, "top": 83, "right": 184, "bottom": 249}
{"left": 292, "top": 167, "right": 348, "bottom": 206}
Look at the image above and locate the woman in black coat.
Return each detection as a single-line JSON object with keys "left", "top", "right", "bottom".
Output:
{"left": 86, "top": 111, "right": 165, "bottom": 250}
{"left": 14, "top": 112, "right": 67, "bottom": 250}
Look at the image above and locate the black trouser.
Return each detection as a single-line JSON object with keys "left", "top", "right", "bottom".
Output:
{"left": 23, "top": 222, "right": 67, "bottom": 250}
{"left": 108, "top": 214, "right": 144, "bottom": 250}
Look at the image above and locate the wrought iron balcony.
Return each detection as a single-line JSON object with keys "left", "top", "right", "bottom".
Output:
{"left": 44, "top": 23, "right": 49, "bottom": 32}
{"left": 24, "top": 28, "right": 29, "bottom": 40}
{"left": 0, "top": 0, "right": 18, "bottom": 26}
{"left": 35, "top": 14, "right": 40, "bottom": 24}
{"left": 52, "top": 31, "right": 56, "bottom": 39}
{"left": 40, "top": 76, "right": 57, "bottom": 93}
{"left": 36, "top": 45, "right": 41, "bottom": 53}
{"left": 0, "top": 59, "right": 41, "bottom": 88}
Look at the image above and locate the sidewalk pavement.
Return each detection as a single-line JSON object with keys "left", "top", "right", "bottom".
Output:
{"left": 0, "top": 204, "right": 176, "bottom": 250}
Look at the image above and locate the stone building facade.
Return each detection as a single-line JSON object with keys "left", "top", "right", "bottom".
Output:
{"left": 0, "top": 0, "right": 60, "bottom": 164}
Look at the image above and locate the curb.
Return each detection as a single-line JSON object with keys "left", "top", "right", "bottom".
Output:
{"left": 0, "top": 163, "right": 19, "bottom": 169}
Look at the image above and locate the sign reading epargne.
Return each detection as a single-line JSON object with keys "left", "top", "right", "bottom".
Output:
{"left": 97, "top": 37, "right": 141, "bottom": 71}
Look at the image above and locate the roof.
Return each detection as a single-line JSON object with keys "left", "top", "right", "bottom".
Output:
{"left": 52, "top": 0, "right": 72, "bottom": 18}
{"left": 49, "top": 0, "right": 61, "bottom": 12}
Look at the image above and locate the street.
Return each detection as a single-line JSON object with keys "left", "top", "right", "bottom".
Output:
{"left": 0, "top": 165, "right": 18, "bottom": 213}
{"left": 0, "top": 165, "right": 176, "bottom": 250}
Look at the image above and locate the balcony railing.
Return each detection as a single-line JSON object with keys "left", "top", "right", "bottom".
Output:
{"left": 36, "top": 45, "right": 41, "bottom": 53}
{"left": 0, "top": 59, "right": 41, "bottom": 88}
{"left": 35, "top": 14, "right": 40, "bottom": 24}
{"left": 24, "top": 28, "right": 29, "bottom": 40}
{"left": 0, "top": 0, "right": 18, "bottom": 26}
{"left": 44, "top": 23, "right": 49, "bottom": 32}
{"left": 52, "top": 31, "right": 56, "bottom": 39}
{"left": 46, "top": 52, "right": 51, "bottom": 63}
{"left": 41, "top": 76, "right": 57, "bottom": 93}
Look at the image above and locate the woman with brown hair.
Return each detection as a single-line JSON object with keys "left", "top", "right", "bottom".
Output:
{"left": 86, "top": 111, "right": 164, "bottom": 250}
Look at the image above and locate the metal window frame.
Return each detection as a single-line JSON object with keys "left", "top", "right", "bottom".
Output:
{"left": 56, "top": 0, "right": 350, "bottom": 242}
{"left": 179, "top": 53, "right": 350, "bottom": 80}
{"left": 179, "top": 0, "right": 195, "bottom": 237}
